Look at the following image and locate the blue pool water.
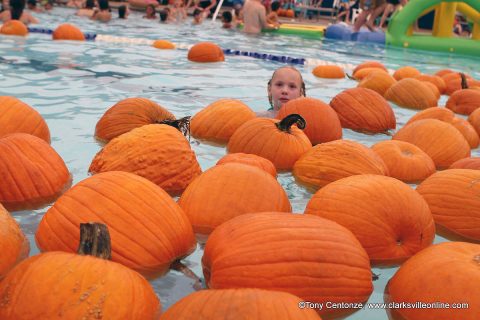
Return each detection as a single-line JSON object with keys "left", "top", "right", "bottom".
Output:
{"left": 2, "top": 7, "right": 479, "bottom": 319}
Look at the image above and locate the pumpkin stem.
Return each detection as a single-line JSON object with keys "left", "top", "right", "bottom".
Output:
{"left": 171, "top": 260, "right": 203, "bottom": 291}
{"left": 275, "top": 114, "right": 306, "bottom": 133}
{"left": 158, "top": 116, "right": 191, "bottom": 139}
{"left": 372, "top": 272, "right": 380, "bottom": 281}
{"left": 460, "top": 73, "right": 469, "bottom": 89}
{"left": 77, "top": 222, "right": 112, "bottom": 260}
{"left": 346, "top": 73, "right": 356, "bottom": 80}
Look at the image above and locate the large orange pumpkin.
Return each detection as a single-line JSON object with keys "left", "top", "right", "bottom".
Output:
{"left": 160, "top": 289, "right": 322, "bottom": 320}
{"left": 94, "top": 97, "right": 174, "bottom": 142}
{"left": 0, "top": 204, "right": 29, "bottom": 279}
{"left": 434, "top": 68, "right": 454, "bottom": 77}
{"left": 414, "top": 74, "right": 446, "bottom": 94}
{"left": 445, "top": 89, "right": 480, "bottom": 115}
{"left": 305, "top": 175, "right": 434, "bottom": 265}
{"left": 216, "top": 153, "right": 277, "bottom": 177}
{"left": 442, "top": 72, "right": 480, "bottom": 95}
{"left": 178, "top": 163, "right": 291, "bottom": 239}
{"left": 312, "top": 65, "right": 345, "bottom": 79}
{"left": 202, "top": 213, "right": 373, "bottom": 318}
{"left": 35, "top": 171, "right": 196, "bottom": 278}
{"left": 393, "top": 66, "right": 421, "bottom": 80}
{"left": 416, "top": 169, "right": 480, "bottom": 241}
{"left": 0, "top": 133, "right": 71, "bottom": 211}
{"left": 352, "top": 67, "right": 388, "bottom": 80}
{"left": 423, "top": 81, "right": 441, "bottom": 100}
{"left": 357, "top": 70, "right": 396, "bottom": 96}
{"left": 386, "top": 242, "right": 480, "bottom": 320}
{"left": 227, "top": 114, "right": 312, "bottom": 170}
{"left": 450, "top": 157, "right": 480, "bottom": 169}
{"left": 293, "top": 140, "right": 389, "bottom": 190}
{"left": 0, "top": 96, "right": 50, "bottom": 142}
{"left": 188, "top": 42, "right": 224, "bottom": 63}
{"left": 371, "top": 140, "right": 435, "bottom": 183}
{"left": 277, "top": 97, "right": 342, "bottom": 145}
{"left": 0, "top": 20, "right": 28, "bottom": 36}
{"left": 468, "top": 107, "right": 480, "bottom": 135}
{"left": 393, "top": 119, "right": 470, "bottom": 169}
{"left": 0, "top": 223, "right": 161, "bottom": 319}
{"left": 330, "top": 87, "right": 396, "bottom": 133}
{"left": 191, "top": 99, "right": 255, "bottom": 143}
{"left": 52, "top": 23, "right": 85, "bottom": 41}
{"left": 89, "top": 124, "right": 201, "bottom": 196}
{"left": 384, "top": 78, "right": 438, "bottom": 109}
{"left": 449, "top": 117, "right": 479, "bottom": 148}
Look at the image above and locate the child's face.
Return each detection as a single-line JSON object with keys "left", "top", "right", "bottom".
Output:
{"left": 268, "top": 67, "right": 303, "bottom": 110}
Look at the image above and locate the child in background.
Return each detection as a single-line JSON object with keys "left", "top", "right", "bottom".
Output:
{"left": 266, "top": 1, "right": 280, "bottom": 27}
{"left": 170, "top": 0, "right": 187, "bottom": 22}
{"left": 143, "top": 3, "right": 157, "bottom": 19}
{"left": 27, "top": 0, "right": 43, "bottom": 12}
{"left": 118, "top": 4, "right": 129, "bottom": 18}
{"left": 192, "top": 8, "right": 202, "bottom": 24}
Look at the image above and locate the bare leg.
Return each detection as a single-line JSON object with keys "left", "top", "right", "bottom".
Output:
{"left": 353, "top": 9, "right": 370, "bottom": 32}
{"left": 365, "top": 4, "right": 385, "bottom": 31}
{"left": 378, "top": 3, "right": 393, "bottom": 28}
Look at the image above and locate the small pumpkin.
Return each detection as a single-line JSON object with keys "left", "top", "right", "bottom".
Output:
{"left": 434, "top": 69, "right": 454, "bottom": 77}
{"left": 52, "top": 23, "right": 85, "bottom": 41}
{"left": 384, "top": 78, "right": 438, "bottom": 109}
{"left": 312, "top": 65, "right": 345, "bottom": 79}
{"left": 357, "top": 70, "right": 396, "bottom": 96}
{"left": 153, "top": 39, "right": 175, "bottom": 49}
{"left": 393, "top": 66, "right": 421, "bottom": 80}
{"left": 450, "top": 157, "right": 480, "bottom": 170}
{"left": 442, "top": 73, "right": 480, "bottom": 95}
{"left": 352, "top": 67, "right": 388, "bottom": 81}
{"left": 414, "top": 74, "right": 446, "bottom": 94}
{"left": 0, "top": 20, "right": 28, "bottom": 36}
{"left": 445, "top": 89, "right": 480, "bottom": 115}
{"left": 216, "top": 153, "right": 277, "bottom": 177}
{"left": 353, "top": 61, "right": 387, "bottom": 75}
{"left": 188, "top": 42, "right": 224, "bottom": 63}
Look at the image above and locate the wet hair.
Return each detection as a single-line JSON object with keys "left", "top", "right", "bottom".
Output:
{"left": 98, "top": 0, "right": 109, "bottom": 10}
{"left": 118, "top": 5, "right": 126, "bottom": 18}
{"left": 267, "top": 66, "right": 306, "bottom": 108}
{"left": 159, "top": 9, "right": 168, "bottom": 22}
{"left": 27, "top": 0, "right": 36, "bottom": 7}
{"left": 85, "top": 0, "right": 94, "bottom": 9}
{"left": 271, "top": 1, "right": 280, "bottom": 11}
{"left": 193, "top": 8, "right": 202, "bottom": 17}
{"left": 222, "top": 11, "right": 232, "bottom": 23}
{"left": 10, "top": 0, "right": 26, "bottom": 20}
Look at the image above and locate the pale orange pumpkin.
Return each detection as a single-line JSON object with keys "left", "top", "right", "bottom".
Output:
{"left": 357, "top": 70, "right": 396, "bottom": 96}
{"left": 353, "top": 61, "right": 387, "bottom": 75}
{"left": 0, "top": 20, "right": 28, "bottom": 36}
{"left": 414, "top": 74, "right": 446, "bottom": 94}
{"left": 153, "top": 39, "right": 175, "bottom": 49}
{"left": 371, "top": 140, "right": 435, "bottom": 183}
{"left": 386, "top": 242, "right": 480, "bottom": 320}
{"left": 384, "top": 78, "right": 438, "bottom": 109}
{"left": 277, "top": 97, "right": 342, "bottom": 145}
{"left": 188, "top": 42, "right": 225, "bottom": 63}
{"left": 216, "top": 153, "right": 277, "bottom": 177}
{"left": 0, "top": 96, "right": 50, "bottom": 142}
{"left": 330, "top": 87, "right": 396, "bottom": 133}
{"left": 293, "top": 140, "right": 389, "bottom": 190}
{"left": 450, "top": 157, "right": 480, "bottom": 170}
{"left": 445, "top": 89, "right": 480, "bottom": 115}
{"left": 352, "top": 67, "right": 388, "bottom": 81}
{"left": 95, "top": 97, "right": 175, "bottom": 142}
{"left": 393, "top": 66, "right": 421, "bottom": 80}
{"left": 305, "top": 175, "right": 434, "bottom": 265}
{"left": 191, "top": 99, "right": 256, "bottom": 143}
{"left": 312, "top": 65, "right": 345, "bottom": 79}
{"left": 52, "top": 23, "right": 85, "bottom": 41}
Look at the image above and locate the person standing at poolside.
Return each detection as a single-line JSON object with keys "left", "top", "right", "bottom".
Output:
{"left": 353, "top": 0, "right": 385, "bottom": 32}
{"left": 242, "top": 0, "right": 276, "bottom": 34}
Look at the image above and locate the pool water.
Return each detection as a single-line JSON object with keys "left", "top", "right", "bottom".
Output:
{"left": 2, "top": 7, "right": 479, "bottom": 319}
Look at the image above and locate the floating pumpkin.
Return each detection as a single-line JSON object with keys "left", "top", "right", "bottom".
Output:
{"left": 442, "top": 73, "right": 480, "bottom": 95}
{"left": 52, "top": 23, "right": 85, "bottom": 41}
{"left": 0, "top": 204, "right": 29, "bottom": 279}
{"left": 312, "top": 65, "right": 345, "bottom": 79}
{"left": 0, "top": 96, "right": 50, "bottom": 142}
{"left": 35, "top": 171, "right": 196, "bottom": 278}
{"left": 417, "top": 169, "right": 480, "bottom": 241}
{"left": 371, "top": 140, "right": 435, "bottom": 183}
{"left": 153, "top": 39, "right": 175, "bottom": 49}
{"left": 216, "top": 153, "right": 277, "bottom": 177}
{"left": 330, "top": 87, "right": 396, "bottom": 133}
{"left": 178, "top": 163, "right": 291, "bottom": 239}
{"left": 434, "top": 68, "right": 454, "bottom": 77}
{"left": 285, "top": 9, "right": 295, "bottom": 18}
{"left": 468, "top": 107, "right": 480, "bottom": 136}
{"left": 353, "top": 61, "right": 387, "bottom": 75}
{"left": 305, "top": 175, "right": 434, "bottom": 265}
{"left": 414, "top": 74, "right": 446, "bottom": 94}
{"left": 352, "top": 67, "right": 388, "bottom": 80}
{"left": 393, "top": 66, "right": 421, "bottom": 80}
{"left": 277, "top": 97, "right": 342, "bottom": 145}
{"left": 386, "top": 242, "right": 480, "bottom": 320}
{"left": 450, "top": 157, "right": 480, "bottom": 169}
{"left": 0, "top": 20, "right": 28, "bottom": 36}
{"left": 384, "top": 78, "right": 438, "bottom": 109}
{"left": 188, "top": 42, "right": 224, "bottom": 63}
{"left": 191, "top": 99, "right": 255, "bottom": 143}
{"left": 203, "top": 213, "right": 373, "bottom": 318}
{"left": 293, "top": 140, "right": 388, "bottom": 190}
{"left": 446, "top": 89, "right": 480, "bottom": 115}
{"left": 95, "top": 97, "right": 174, "bottom": 142}
{"left": 0, "top": 133, "right": 71, "bottom": 211}
{"left": 357, "top": 70, "right": 396, "bottom": 96}
{"left": 423, "top": 81, "right": 441, "bottom": 100}
{"left": 406, "top": 107, "right": 454, "bottom": 125}
{"left": 160, "top": 288, "right": 322, "bottom": 320}
{"left": 0, "top": 223, "right": 161, "bottom": 319}
{"left": 227, "top": 114, "right": 312, "bottom": 170}
{"left": 393, "top": 119, "right": 470, "bottom": 169}
{"left": 449, "top": 117, "right": 479, "bottom": 148}
{"left": 89, "top": 124, "right": 201, "bottom": 196}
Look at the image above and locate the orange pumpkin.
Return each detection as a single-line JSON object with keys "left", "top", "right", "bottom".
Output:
{"left": 188, "top": 42, "right": 225, "bottom": 63}
{"left": 357, "top": 70, "right": 396, "bottom": 96}
{"left": 434, "top": 68, "right": 454, "bottom": 77}
{"left": 0, "top": 96, "right": 50, "bottom": 142}
{"left": 449, "top": 117, "right": 479, "bottom": 148}
{"left": 312, "top": 65, "right": 345, "bottom": 79}
{"left": 0, "top": 133, "right": 71, "bottom": 211}
{"left": 153, "top": 39, "right": 175, "bottom": 49}
{"left": 450, "top": 157, "right": 480, "bottom": 169}
{"left": 416, "top": 169, "right": 480, "bottom": 241}
{"left": 393, "top": 119, "right": 470, "bottom": 169}
{"left": 0, "top": 20, "right": 28, "bottom": 36}
{"left": 293, "top": 140, "right": 389, "bottom": 190}
{"left": 386, "top": 242, "right": 480, "bottom": 320}
{"left": 352, "top": 67, "right": 388, "bottom": 80}
{"left": 160, "top": 288, "right": 322, "bottom": 320}
{"left": 384, "top": 78, "right": 438, "bottom": 109}
{"left": 371, "top": 140, "right": 435, "bottom": 183}
{"left": 216, "top": 153, "right": 277, "bottom": 177}
{"left": 0, "top": 204, "right": 29, "bottom": 279}
{"left": 442, "top": 73, "right": 480, "bottom": 95}
{"left": 202, "top": 213, "right": 373, "bottom": 318}
{"left": 423, "top": 81, "right": 441, "bottom": 100}
{"left": 35, "top": 171, "right": 196, "bottom": 278}
{"left": 445, "top": 89, "right": 480, "bottom": 115}
{"left": 191, "top": 99, "right": 256, "bottom": 143}
{"left": 353, "top": 61, "right": 387, "bottom": 75}
{"left": 277, "top": 97, "right": 342, "bottom": 145}
{"left": 52, "top": 23, "right": 85, "bottom": 41}
{"left": 393, "top": 66, "right": 421, "bottom": 80}
{"left": 178, "top": 163, "right": 291, "bottom": 239}
{"left": 414, "top": 74, "right": 446, "bottom": 94}
{"left": 285, "top": 9, "right": 295, "bottom": 18}
{"left": 305, "top": 175, "right": 434, "bottom": 265}
{"left": 1, "top": 223, "right": 161, "bottom": 319}
{"left": 227, "top": 114, "right": 312, "bottom": 170}
{"left": 406, "top": 107, "right": 454, "bottom": 125}
{"left": 330, "top": 87, "right": 396, "bottom": 133}
{"left": 95, "top": 97, "right": 174, "bottom": 142}
{"left": 468, "top": 107, "right": 480, "bottom": 135}
{"left": 89, "top": 124, "right": 201, "bottom": 196}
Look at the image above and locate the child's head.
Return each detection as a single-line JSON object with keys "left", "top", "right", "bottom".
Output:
{"left": 98, "top": 0, "right": 109, "bottom": 10}
{"left": 118, "top": 5, "right": 128, "bottom": 18}
{"left": 159, "top": 8, "right": 169, "bottom": 22}
{"left": 85, "top": 0, "right": 94, "bottom": 9}
{"left": 267, "top": 66, "right": 306, "bottom": 111}
{"left": 222, "top": 11, "right": 232, "bottom": 25}
{"left": 193, "top": 8, "right": 202, "bottom": 22}
{"left": 146, "top": 4, "right": 156, "bottom": 17}
{"left": 271, "top": 1, "right": 280, "bottom": 12}
{"left": 27, "top": 0, "right": 36, "bottom": 9}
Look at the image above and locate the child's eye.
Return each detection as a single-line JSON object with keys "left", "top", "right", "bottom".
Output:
{"left": 289, "top": 84, "right": 297, "bottom": 89}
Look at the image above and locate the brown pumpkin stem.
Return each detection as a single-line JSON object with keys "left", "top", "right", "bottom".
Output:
{"left": 77, "top": 222, "right": 112, "bottom": 260}
{"left": 276, "top": 114, "right": 306, "bottom": 133}
{"left": 460, "top": 73, "right": 469, "bottom": 89}
{"left": 372, "top": 272, "right": 379, "bottom": 281}
{"left": 171, "top": 260, "right": 203, "bottom": 291}
{"left": 158, "top": 116, "right": 191, "bottom": 139}
{"left": 346, "top": 73, "right": 356, "bottom": 80}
